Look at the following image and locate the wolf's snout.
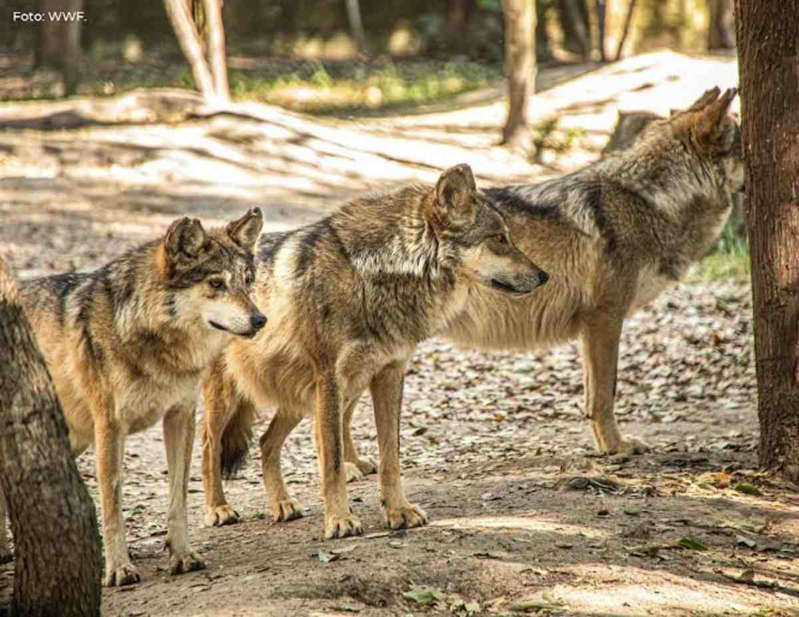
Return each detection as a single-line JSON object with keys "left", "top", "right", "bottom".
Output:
{"left": 250, "top": 313, "right": 267, "bottom": 331}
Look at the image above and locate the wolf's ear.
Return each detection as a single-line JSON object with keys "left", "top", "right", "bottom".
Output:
{"left": 687, "top": 86, "right": 721, "bottom": 111}
{"left": 227, "top": 207, "right": 263, "bottom": 252}
{"left": 165, "top": 217, "right": 207, "bottom": 261}
{"left": 694, "top": 87, "right": 738, "bottom": 147}
{"left": 434, "top": 164, "right": 477, "bottom": 227}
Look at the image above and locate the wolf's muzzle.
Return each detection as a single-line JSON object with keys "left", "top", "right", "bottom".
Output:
{"left": 250, "top": 313, "right": 267, "bottom": 331}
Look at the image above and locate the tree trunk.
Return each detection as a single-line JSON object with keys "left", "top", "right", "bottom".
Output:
{"left": 346, "top": 0, "right": 367, "bottom": 54}
{"left": 557, "top": 0, "right": 589, "bottom": 59}
{"left": 595, "top": 0, "right": 606, "bottom": 61}
{"left": 62, "top": 0, "right": 83, "bottom": 95}
{"left": 0, "top": 259, "right": 102, "bottom": 617}
{"left": 164, "top": 0, "right": 216, "bottom": 101}
{"left": 501, "top": 0, "right": 536, "bottom": 145}
{"left": 201, "top": 0, "right": 230, "bottom": 101}
{"left": 735, "top": 0, "right": 799, "bottom": 482}
{"left": 709, "top": 0, "right": 735, "bottom": 50}
{"left": 35, "top": 0, "right": 83, "bottom": 95}
{"left": 614, "top": 0, "right": 637, "bottom": 60}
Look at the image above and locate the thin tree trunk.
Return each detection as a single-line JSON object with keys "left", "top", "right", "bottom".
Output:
{"left": 201, "top": 0, "right": 229, "bottom": 101}
{"left": 35, "top": 0, "right": 63, "bottom": 69}
{"left": 501, "top": 0, "right": 536, "bottom": 145}
{"left": 35, "top": 0, "right": 83, "bottom": 96}
{"left": 709, "top": 0, "right": 735, "bottom": 50}
{"left": 614, "top": 0, "right": 637, "bottom": 60}
{"left": 62, "top": 0, "right": 83, "bottom": 95}
{"left": 346, "top": 0, "right": 367, "bottom": 54}
{"left": 595, "top": 0, "right": 606, "bottom": 61}
{"left": 0, "top": 259, "right": 102, "bottom": 617}
{"left": 557, "top": 0, "right": 589, "bottom": 59}
{"left": 735, "top": 0, "right": 799, "bottom": 481}
{"left": 164, "top": 0, "right": 216, "bottom": 101}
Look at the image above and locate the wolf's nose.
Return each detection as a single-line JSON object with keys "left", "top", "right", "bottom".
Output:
{"left": 250, "top": 313, "right": 267, "bottom": 331}
{"left": 537, "top": 271, "right": 549, "bottom": 286}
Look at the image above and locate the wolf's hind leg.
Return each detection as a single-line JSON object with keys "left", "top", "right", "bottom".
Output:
{"left": 371, "top": 361, "right": 428, "bottom": 530}
{"left": 163, "top": 403, "right": 205, "bottom": 576}
{"left": 260, "top": 410, "right": 305, "bottom": 522}
{"left": 581, "top": 315, "right": 649, "bottom": 455}
{"left": 343, "top": 397, "right": 377, "bottom": 482}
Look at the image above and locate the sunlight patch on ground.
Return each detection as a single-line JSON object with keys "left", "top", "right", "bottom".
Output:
{"left": 430, "top": 514, "right": 606, "bottom": 538}
{"left": 548, "top": 563, "right": 793, "bottom": 616}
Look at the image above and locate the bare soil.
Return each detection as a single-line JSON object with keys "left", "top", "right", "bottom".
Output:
{"left": 2, "top": 52, "right": 798, "bottom": 617}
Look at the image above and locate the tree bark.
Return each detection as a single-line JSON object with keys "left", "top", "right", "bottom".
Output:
{"left": 346, "top": 0, "right": 367, "bottom": 54}
{"left": 35, "top": 0, "right": 83, "bottom": 96}
{"left": 614, "top": 0, "right": 637, "bottom": 61}
{"left": 164, "top": 0, "right": 216, "bottom": 102}
{"left": 501, "top": 0, "right": 536, "bottom": 145}
{"left": 201, "top": 0, "right": 229, "bottom": 101}
{"left": 735, "top": 0, "right": 799, "bottom": 481}
{"left": 709, "top": 0, "right": 735, "bottom": 50}
{"left": 557, "top": 0, "right": 589, "bottom": 59}
{"left": 595, "top": 0, "right": 606, "bottom": 61}
{"left": 0, "top": 258, "right": 102, "bottom": 617}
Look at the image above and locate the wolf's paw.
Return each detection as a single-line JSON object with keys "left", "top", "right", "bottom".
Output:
{"left": 104, "top": 562, "right": 141, "bottom": 587}
{"left": 272, "top": 499, "right": 305, "bottom": 522}
{"left": 614, "top": 436, "right": 650, "bottom": 455}
{"left": 353, "top": 456, "right": 377, "bottom": 476}
{"left": 169, "top": 552, "right": 206, "bottom": 576}
{"left": 324, "top": 513, "right": 363, "bottom": 539}
{"left": 344, "top": 462, "right": 368, "bottom": 483}
{"left": 384, "top": 503, "right": 428, "bottom": 530}
{"left": 205, "top": 505, "right": 240, "bottom": 527}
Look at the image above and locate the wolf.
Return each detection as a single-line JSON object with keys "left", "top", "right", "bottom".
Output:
{"left": 200, "top": 164, "right": 548, "bottom": 538}
{"left": 0, "top": 208, "right": 265, "bottom": 586}
{"left": 440, "top": 86, "right": 743, "bottom": 454}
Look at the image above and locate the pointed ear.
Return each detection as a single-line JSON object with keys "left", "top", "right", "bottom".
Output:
{"left": 434, "top": 164, "right": 477, "bottom": 227}
{"left": 164, "top": 217, "right": 207, "bottom": 261}
{"left": 226, "top": 207, "right": 263, "bottom": 252}
{"left": 687, "top": 86, "right": 721, "bottom": 111}
{"left": 693, "top": 87, "right": 737, "bottom": 147}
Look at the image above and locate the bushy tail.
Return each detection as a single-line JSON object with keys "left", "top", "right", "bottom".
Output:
{"left": 219, "top": 399, "right": 255, "bottom": 479}
{"left": 202, "top": 357, "right": 256, "bottom": 480}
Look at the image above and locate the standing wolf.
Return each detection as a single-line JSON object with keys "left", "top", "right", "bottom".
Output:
{"left": 0, "top": 209, "right": 265, "bottom": 586}
{"left": 201, "top": 164, "right": 548, "bottom": 537}
{"left": 443, "top": 86, "right": 743, "bottom": 454}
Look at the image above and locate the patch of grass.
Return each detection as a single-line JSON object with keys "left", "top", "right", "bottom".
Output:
{"left": 228, "top": 60, "right": 501, "bottom": 114}
{"left": 691, "top": 210, "right": 751, "bottom": 284}
{"left": 532, "top": 118, "right": 587, "bottom": 154}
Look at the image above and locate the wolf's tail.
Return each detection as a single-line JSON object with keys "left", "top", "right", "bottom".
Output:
{"left": 202, "top": 358, "right": 256, "bottom": 480}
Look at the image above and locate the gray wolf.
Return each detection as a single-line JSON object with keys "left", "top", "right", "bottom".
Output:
{"left": 442, "top": 86, "right": 743, "bottom": 454}
{"left": 200, "top": 164, "right": 548, "bottom": 538}
{"left": 0, "top": 208, "right": 265, "bottom": 585}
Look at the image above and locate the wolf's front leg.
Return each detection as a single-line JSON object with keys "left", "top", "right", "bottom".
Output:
{"left": 163, "top": 404, "right": 205, "bottom": 575}
{"left": 343, "top": 398, "right": 377, "bottom": 482}
{"left": 371, "top": 362, "right": 428, "bottom": 530}
{"left": 94, "top": 415, "right": 139, "bottom": 586}
{"left": 315, "top": 374, "right": 362, "bottom": 539}
{"left": 259, "top": 409, "right": 305, "bottom": 522}
{"left": 581, "top": 315, "right": 649, "bottom": 455}
{"left": 0, "top": 489, "right": 11, "bottom": 564}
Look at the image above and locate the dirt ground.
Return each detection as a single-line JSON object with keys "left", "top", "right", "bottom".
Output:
{"left": 2, "top": 52, "right": 798, "bottom": 617}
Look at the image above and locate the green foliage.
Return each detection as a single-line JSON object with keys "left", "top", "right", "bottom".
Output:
{"left": 228, "top": 59, "right": 501, "bottom": 114}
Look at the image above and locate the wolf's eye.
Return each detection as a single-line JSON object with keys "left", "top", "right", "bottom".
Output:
{"left": 209, "top": 279, "right": 226, "bottom": 291}
{"left": 495, "top": 234, "right": 509, "bottom": 246}
{"left": 244, "top": 271, "right": 254, "bottom": 286}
